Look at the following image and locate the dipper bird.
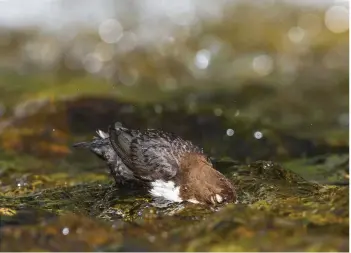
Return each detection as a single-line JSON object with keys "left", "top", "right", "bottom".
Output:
{"left": 73, "top": 123, "right": 236, "bottom": 206}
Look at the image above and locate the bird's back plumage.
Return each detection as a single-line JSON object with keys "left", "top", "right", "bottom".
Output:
{"left": 108, "top": 125, "right": 204, "bottom": 181}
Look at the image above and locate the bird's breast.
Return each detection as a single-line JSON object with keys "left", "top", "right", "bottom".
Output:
{"left": 149, "top": 180, "right": 183, "bottom": 202}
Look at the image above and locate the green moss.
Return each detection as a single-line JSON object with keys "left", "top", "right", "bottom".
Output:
{"left": 0, "top": 158, "right": 348, "bottom": 251}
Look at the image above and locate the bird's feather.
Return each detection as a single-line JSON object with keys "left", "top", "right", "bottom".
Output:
{"left": 108, "top": 125, "right": 203, "bottom": 181}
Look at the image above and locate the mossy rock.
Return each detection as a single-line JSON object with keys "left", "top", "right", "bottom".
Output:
{"left": 0, "top": 160, "right": 348, "bottom": 251}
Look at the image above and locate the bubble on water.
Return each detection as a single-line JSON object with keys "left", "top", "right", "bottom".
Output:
{"left": 62, "top": 227, "right": 70, "bottom": 235}
{"left": 226, "top": 129, "right": 234, "bottom": 136}
{"left": 254, "top": 131, "right": 263, "bottom": 139}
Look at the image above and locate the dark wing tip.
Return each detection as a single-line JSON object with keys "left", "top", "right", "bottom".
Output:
{"left": 108, "top": 124, "right": 119, "bottom": 140}
{"left": 108, "top": 122, "right": 134, "bottom": 168}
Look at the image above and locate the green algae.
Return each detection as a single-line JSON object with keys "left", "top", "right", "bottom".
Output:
{"left": 0, "top": 156, "right": 348, "bottom": 251}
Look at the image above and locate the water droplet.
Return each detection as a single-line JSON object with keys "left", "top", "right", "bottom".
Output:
{"left": 62, "top": 227, "right": 69, "bottom": 235}
{"left": 254, "top": 131, "right": 263, "bottom": 139}
{"left": 226, "top": 129, "right": 234, "bottom": 136}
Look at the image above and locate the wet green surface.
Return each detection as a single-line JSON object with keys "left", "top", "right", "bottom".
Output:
{"left": 0, "top": 156, "right": 348, "bottom": 251}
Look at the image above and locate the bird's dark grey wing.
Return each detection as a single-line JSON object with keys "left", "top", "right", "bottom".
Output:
{"left": 108, "top": 125, "right": 138, "bottom": 169}
{"left": 109, "top": 126, "right": 179, "bottom": 181}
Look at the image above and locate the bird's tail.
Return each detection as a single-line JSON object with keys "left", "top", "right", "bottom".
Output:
{"left": 72, "top": 129, "right": 109, "bottom": 149}
{"left": 72, "top": 141, "right": 92, "bottom": 149}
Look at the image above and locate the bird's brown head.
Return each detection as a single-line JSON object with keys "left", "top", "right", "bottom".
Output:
{"left": 178, "top": 153, "right": 236, "bottom": 206}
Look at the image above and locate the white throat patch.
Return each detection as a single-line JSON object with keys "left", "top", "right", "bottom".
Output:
{"left": 149, "top": 180, "right": 183, "bottom": 202}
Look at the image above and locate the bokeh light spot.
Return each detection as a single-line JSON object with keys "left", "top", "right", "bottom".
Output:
{"left": 252, "top": 54, "right": 274, "bottom": 76}
{"left": 324, "top": 5, "right": 349, "bottom": 33}
{"left": 195, "top": 49, "right": 211, "bottom": 69}
{"left": 99, "top": 19, "right": 123, "bottom": 44}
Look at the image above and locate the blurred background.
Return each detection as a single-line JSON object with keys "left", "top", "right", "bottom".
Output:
{"left": 0, "top": 0, "right": 348, "bottom": 167}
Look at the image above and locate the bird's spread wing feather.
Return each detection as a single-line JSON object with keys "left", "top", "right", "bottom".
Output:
{"left": 108, "top": 125, "right": 201, "bottom": 181}
{"left": 108, "top": 125, "right": 136, "bottom": 169}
